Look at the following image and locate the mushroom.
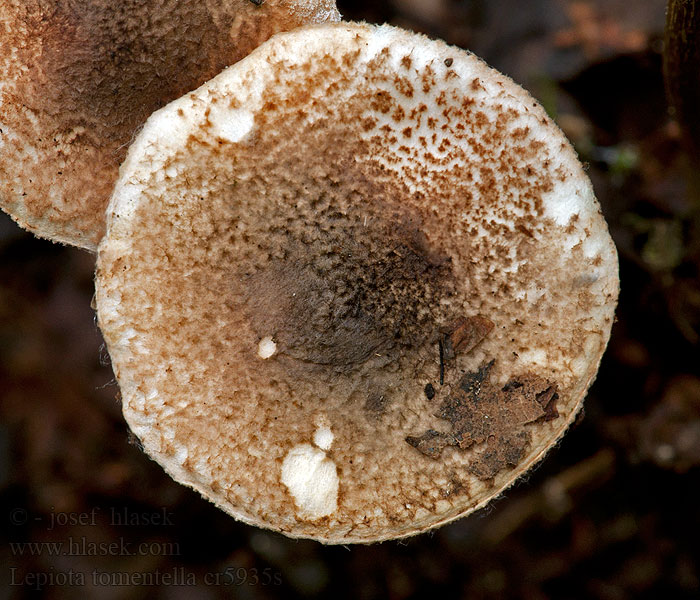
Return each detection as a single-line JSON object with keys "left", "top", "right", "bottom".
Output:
{"left": 95, "top": 22, "right": 619, "bottom": 543}
{"left": 0, "top": 0, "right": 341, "bottom": 250}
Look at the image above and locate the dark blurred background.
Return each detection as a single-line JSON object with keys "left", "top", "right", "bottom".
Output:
{"left": 1, "top": 0, "right": 699, "bottom": 598}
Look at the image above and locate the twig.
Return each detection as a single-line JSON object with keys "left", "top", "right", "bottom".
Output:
{"left": 664, "top": 0, "right": 700, "bottom": 162}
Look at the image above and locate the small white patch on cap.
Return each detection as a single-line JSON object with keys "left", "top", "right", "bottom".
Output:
{"left": 208, "top": 106, "right": 255, "bottom": 143}
{"left": 519, "top": 348, "right": 548, "bottom": 367}
{"left": 313, "top": 423, "right": 334, "bottom": 451}
{"left": 281, "top": 444, "right": 339, "bottom": 520}
{"left": 175, "top": 445, "right": 188, "bottom": 465}
{"left": 257, "top": 336, "right": 277, "bottom": 359}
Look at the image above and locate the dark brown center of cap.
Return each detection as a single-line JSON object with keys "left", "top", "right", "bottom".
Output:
{"left": 238, "top": 163, "right": 457, "bottom": 376}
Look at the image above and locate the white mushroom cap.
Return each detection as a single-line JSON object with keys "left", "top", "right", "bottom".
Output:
{"left": 0, "top": 0, "right": 340, "bottom": 250}
{"left": 95, "top": 22, "right": 619, "bottom": 543}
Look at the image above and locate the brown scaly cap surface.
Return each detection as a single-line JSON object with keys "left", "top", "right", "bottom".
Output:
{"left": 95, "top": 23, "right": 619, "bottom": 543}
{"left": 0, "top": 0, "right": 341, "bottom": 250}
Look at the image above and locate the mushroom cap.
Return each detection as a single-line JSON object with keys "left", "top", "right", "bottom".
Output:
{"left": 0, "top": 0, "right": 341, "bottom": 250}
{"left": 95, "top": 22, "right": 619, "bottom": 543}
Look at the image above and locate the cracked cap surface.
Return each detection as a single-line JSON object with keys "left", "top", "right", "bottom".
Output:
{"left": 0, "top": 0, "right": 340, "bottom": 250}
{"left": 96, "top": 22, "right": 619, "bottom": 543}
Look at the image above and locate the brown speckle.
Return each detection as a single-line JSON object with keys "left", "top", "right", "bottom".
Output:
{"left": 394, "top": 75, "right": 414, "bottom": 98}
{"left": 421, "top": 65, "right": 436, "bottom": 94}
{"left": 516, "top": 223, "right": 534, "bottom": 238}
{"left": 372, "top": 90, "right": 393, "bottom": 114}
{"left": 361, "top": 116, "right": 378, "bottom": 132}
{"left": 392, "top": 106, "right": 406, "bottom": 122}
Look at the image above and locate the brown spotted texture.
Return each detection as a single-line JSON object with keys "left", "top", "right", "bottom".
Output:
{"left": 0, "top": 0, "right": 340, "bottom": 250}
{"left": 96, "top": 23, "right": 619, "bottom": 543}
